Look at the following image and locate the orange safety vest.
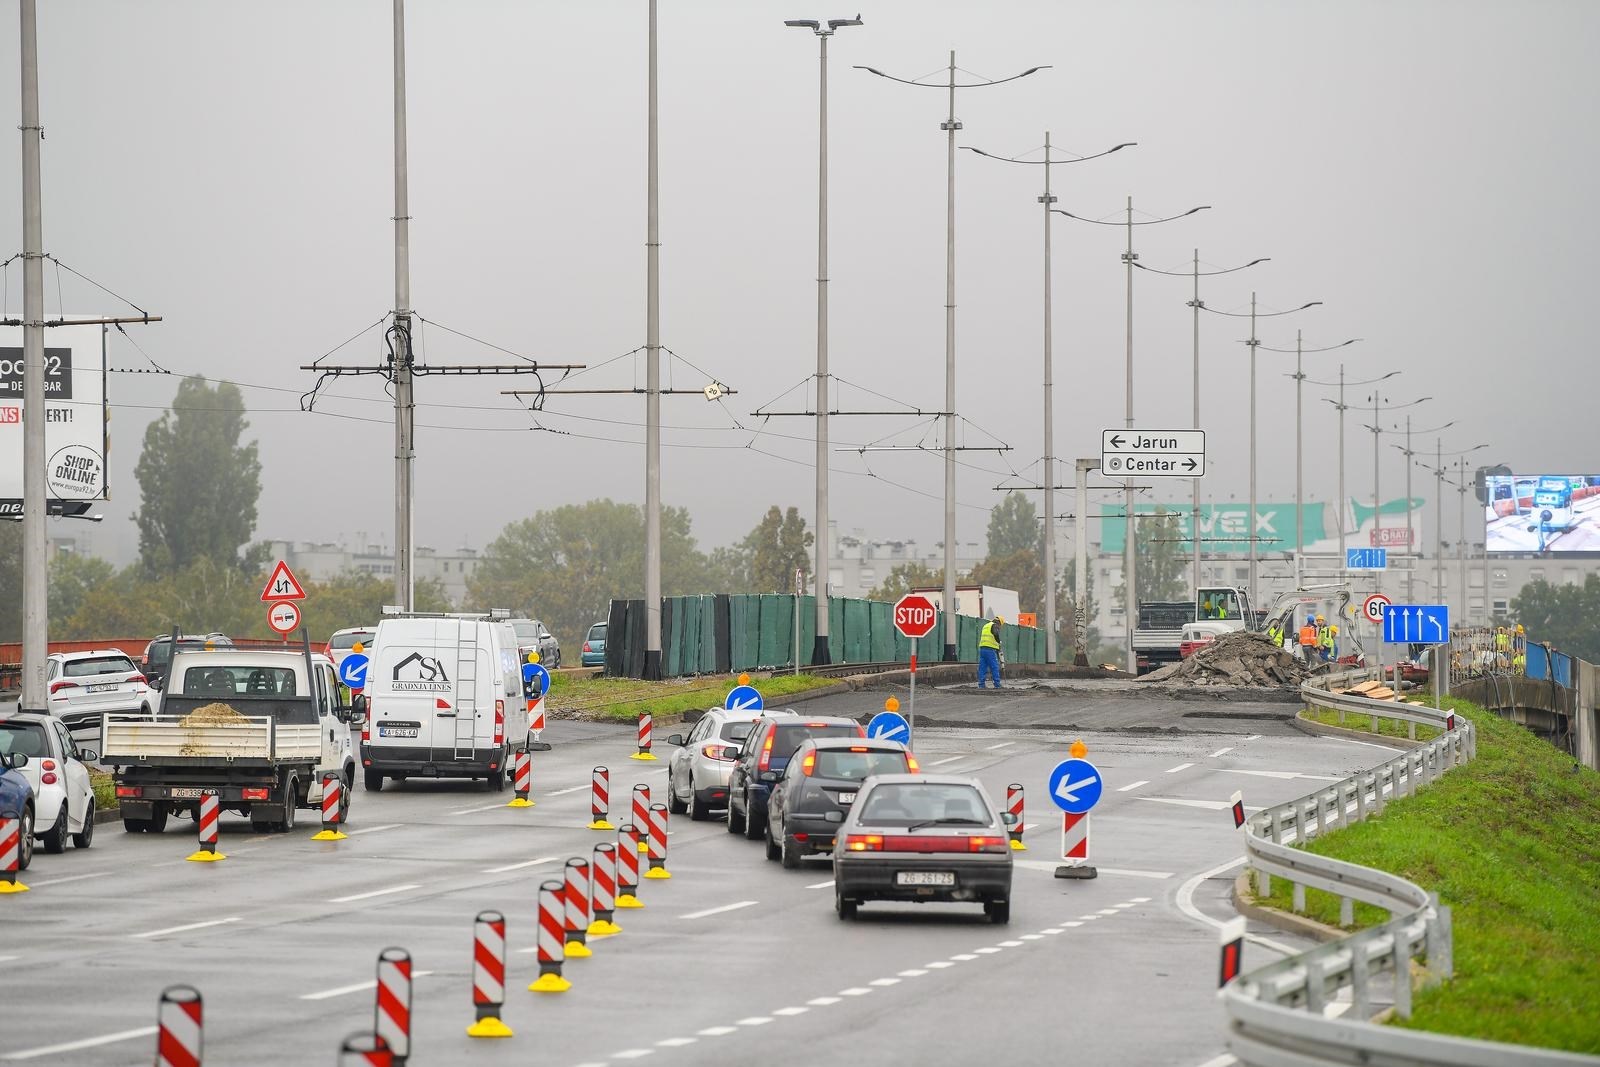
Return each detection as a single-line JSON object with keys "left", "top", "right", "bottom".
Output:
{"left": 1298, "top": 624, "right": 1317, "bottom": 647}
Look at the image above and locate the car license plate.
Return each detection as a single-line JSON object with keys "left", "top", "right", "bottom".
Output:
{"left": 169, "top": 788, "right": 215, "bottom": 798}
{"left": 896, "top": 871, "right": 955, "bottom": 886}
{"left": 837, "top": 791, "right": 856, "bottom": 804}
{"left": 87, "top": 683, "right": 118, "bottom": 693}
{"left": 380, "top": 726, "right": 419, "bottom": 738}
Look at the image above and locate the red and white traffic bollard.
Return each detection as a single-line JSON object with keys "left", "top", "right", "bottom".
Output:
{"left": 312, "top": 772, "right": 349, "bottom": 841}
{"left": 1006, "top": 783, "right": 1026, "bottom": 851}
{"left": 631, "top": 784, "right": 651, "bottom": 853}
{"left": 1219, "top": 916, "right": 1246, "bottom": 988}
{"left": 631, "top": 712, "right": 657, "bottom": 761}
{"left": 644, "top": 802, "right": 672, "bottom": 879}
{"left": 466, "top": 910, "right": 513, "bottom": 1038}
{"left": 186, "top": 793, "right": 225, "bottom": 862}
{"left": 337, "top": 1033, "right": 392, "bottom": 1067}
{"left": 588, "top": 842, "right": 622, "bottom": 936}
{"left": 563, "top": 856, "right": 593, "bottom": 956}
{"left": 1229, "top": 791, "right": 1246, "bottom": 830}
{"left": 155, "top": 984, "right": 203, "bottom": 1067}
{"left": 374, "top": 947, "right": 413, "bottom": 1065}
{"left": 0, "top": 812, "right": 29, "bottom": 894}
{"left": 615, "top": 823, "right": 643, "bottom": 908}
{"left": 528, "top": 878, "right": 572, "bottom": 993}
{"left": 587, "top": 767, "right": 613, "bottom": 830}
{"left": 507, "top": 751, "right": 533, "bottom": 808}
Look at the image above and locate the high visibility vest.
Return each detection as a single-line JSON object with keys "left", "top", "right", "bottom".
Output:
{"left": 1266, "top": 624, "right": 1280, "bottom": 644}
{"left": 979, "top": 623, "right": 1001, "bottom": 650}
{"left": 1320, "top": 628, "right": 1335, "bottom": 650}
{"left": 1496, "top": 632, "right": 1511, "bottom": 651}
{"left": 1299, "top": 625, "right": 1317, "bottom": 647}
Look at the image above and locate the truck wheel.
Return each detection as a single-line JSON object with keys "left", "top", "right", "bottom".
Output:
{"left": 364, "top": 768, "right": 384, "bottom": 792}
{"left": 278, "top": 778, "right": 298, "bottom": 832}
{"left": 340, "top": 769, "right": 354, "bottom": 823}
{"left": 146, "top": 805, "right": 169, "bottom": 834}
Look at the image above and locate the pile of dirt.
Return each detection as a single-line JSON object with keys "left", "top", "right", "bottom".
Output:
{"left": 1141, "top": 630, "right": 1315, "bottom": 687}
{"left": 180, "top": 703, "right": 248, "bottom": 726}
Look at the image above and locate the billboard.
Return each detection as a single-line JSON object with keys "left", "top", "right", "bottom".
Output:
{"left": 1098, "top": 498, "right": 1425, "bottom": 556}
{"left": 1484, "top": 474, "right": 1600, "bottom": 554}
{"left": 0, "top": 323, "right": 108, "bottom": 515}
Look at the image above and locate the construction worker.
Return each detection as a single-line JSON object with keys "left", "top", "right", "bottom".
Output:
{"left": 1495, "top": 626, "right": 1512, "bottom": 672}
{"left": 978, "top": 615, "right": 1005, "bottom": 689}
{"left": 1312, "top": 615, "right": 1328, "bottom": 663}
{"left": 1326, "top": 624, "right": 1340, "bottom": 664}
{"left": 1298, "top": 616, "right": 1318, "bottom": 665}
{"left": 1265, "top": 618, "right": 1281, "bottom": 647}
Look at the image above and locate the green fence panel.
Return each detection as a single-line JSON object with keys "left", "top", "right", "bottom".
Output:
{"left": 868, "top": 601, "right": 895, "bottom": 662}
{"left": 958, "top": 614, "right": 981, "bottom": 662}
{"left": 681, "top": 596, "right": 704, "bottom": 677}
{"left": 842, "top": 599, "right": 871, "bottom": 663}
{"left": 796, "top": 595, "right": 817, "bottom": 670}
{"left": 757, "top": 594, "right": 796, "bottom": 669}
{"left": 698, "top": 596, "right": 718, "bottom": 675}
{"left": 729, "top": 594, "right": 757, "bottom": 671}
{"left": 828, "top": 597, "right": 845, "bottom": 664}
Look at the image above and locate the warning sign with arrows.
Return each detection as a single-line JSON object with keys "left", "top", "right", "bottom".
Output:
{"left": 260, "top": 559, "right": 307, "bottom": 602}
{"left": 1101, "top": 428, "right": 1206, "bottom": 478}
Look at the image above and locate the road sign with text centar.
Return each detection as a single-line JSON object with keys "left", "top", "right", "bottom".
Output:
{"left": 893, "top": 594, "right": 939, "bottom": 639}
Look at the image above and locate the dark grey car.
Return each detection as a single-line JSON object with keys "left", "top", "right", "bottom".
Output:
{"left": 765, "top": 737, "right": 918, "bottom": 868}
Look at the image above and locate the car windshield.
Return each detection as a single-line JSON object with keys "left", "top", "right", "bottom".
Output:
{"left": 857, "top": 782, "right": 990, "bottom": 826}
{"left": 179, "top": 666, "right": 298, "bottom": 698}
{"left": 813, "top": 749, "right": 910, "bottom": 781}
{"left": 720, "top": 721, "right": 756, "bottom": 743}
{"left": 0, "top": 721, "right": 49, "bottom": 759}
{"left": 64, "top": 655, "right": 136, "bottom": 677}
{"left": 771, "top": 723, "right": 858, "bottom": 759}
{"left": 332, "top": 632, "right": 375, "bottom": 650}
{"left": 588, "top": 624, "right": 607, "bottom": 641}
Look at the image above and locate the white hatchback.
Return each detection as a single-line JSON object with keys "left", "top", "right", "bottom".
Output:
{"left": 0, "top": 713, "right": 96, "bottom": 853}
{"left": 47, "top": 650, "right": 152, "bottom": 752}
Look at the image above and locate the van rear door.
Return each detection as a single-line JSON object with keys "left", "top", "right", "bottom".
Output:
{"left": 374, "top": 618, "right": 458, "bottom": 761}
{"left": 433, "top": 620, "right": 496, "bottom": 764}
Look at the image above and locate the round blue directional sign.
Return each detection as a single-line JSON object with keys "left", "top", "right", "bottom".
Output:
{"left": 522, "top": 661, "right": 551, "bottom": 698}
{"left": 338, "top": 653, "right": 370, "bottom": 692}
{"left": 865, "top": 711, "right": 911, "bottom": 745}
{"left": 724, "top": 684, "right": 764, "bottom": 712}
{"left": 1047, "top": 758, "right": 1103, "bottom": 814}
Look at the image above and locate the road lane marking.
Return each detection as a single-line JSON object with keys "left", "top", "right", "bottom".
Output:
{"left": 805, "top": 879, "right": 835, "bottom": 889}
{"left": 948, "top": 954, "right": 978, "bottom": 961}
{"left": 898, "top": 969, "right": 928, "bottom": 977}
{"left": 1, "top": 1026, "right": 158, "bottom": 1061}
{"left": 869, "top": 977, "right": 900, "bottom": 986}
{"left": 1174, "top": 856, "right": 1299, "bottom": 956}
{"left": 450, "top": 803, "right": 507, "bottom": 815}
{"left": 1194, "top": 1055, "right": 1237, "bottom": 1067}
{"left": 1062, "top": 921, "right": 1083, "bottom": 927}
{"left": 1095, "top": 909, "right": 1120, "bottom": 916}
{"left": 1165, "top": 762, "right": 1194, "bottom": 773}
{"left": 612, "top": 1049, "right": 655, "bottom": 1059}
{"left": 984, "top": 741, "right": 1015, "bottom": 750}
{"left": 839, "top": 987, "right": 873, "bottom": 996}
{"left": 1018, "top": 934, "right": 1043, "bottom": 941}
{"left": 1116, "top": 780, "right": 1149, "bottom": 792}
{"left": 928, "top": 756, "right": 964, "bottom": 766}
{"left": 328, "top": 884, "right": 420, "bottom": 904}
{"left": 1132, "top": 896, "right": 1152, "bottom": 902}
{"left": 998, "top": 940, "right": 1026, "bottom": 947}
{"left": 0, "top": 955, "right": 16, "bottom": 963}
{"left": 546, "top": 784, "right": 591, "bottom": 796}
{"left": 807, "top": 996, "right": 841, "bottom": 1006}
{"left": 1112, "top": 902, "right": 1137, "bottom": 909}
{"left": 657, "top": 1037, "right": 697, "bottom": 1048}
{"left": 1324, "top": 735, "right": 1400, "bottom": 753}
{"left": 348, "top": 823, "right": 403, "bottom": 836}
{"left": 735, "top": 1018, "right": 772, "bottom": 1027}
{"left": 1078, "top": 915, "right": 1100, "bottom": 921}
{"left": 132, "top": 917, "right": 239, "bottom": 939}
{"left": 924, "top": 961, "right": 955, "bottom": 969}
{"left": 1096, "top": 867, "right": 1175, "bottom": 879}
{"left": 1040, "top": 929, "right": 1063, "bottom": 935}
{"left": 772, "top": 1007, "right": 809, "bottom": 1016}
{"left": 1244, "top": 734, "right": 1262, "bottom": 741}
{"left": 974, "top": 947, "right": 1003, "bottom": 954}
{"left": 25, "top": 871, "right": 110, "bottom": 887}
{"left": 697, "top": 1026, "right": 737, "bottom": 1037}
{"left": 680, "top": 900, "right": 758, "bottom": 920}
{"left": 484, "top": 855, "right": 560, "bottom": 874}
{"left": 1135, "top": 796, "right": 1231, "bottom": 811}
{"left": 1208, "top": 747, "right": 1233, "bottom": 758}
{"left": 300, "top": 971, "right": 435, "bottom": 1001}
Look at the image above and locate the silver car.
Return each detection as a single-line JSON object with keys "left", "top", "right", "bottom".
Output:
{"left": 46, "top": 650, "right": 153, "bottom": 753}
{"left": 664, "top": 708, "right": 764, "bottom": 821}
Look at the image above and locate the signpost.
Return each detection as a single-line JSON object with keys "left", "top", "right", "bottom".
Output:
{"left": 260, "top": 560, "right": 307, "bottom": 603}
{"left": 1383, "top": 604, "right": 1449, "bottom": 644}
{"left": 339, "top": 653, "right": 370, "bottom": 692}
{"left": 1346, "top": 547, "right": 1388, "bottom": 571}
{"left": 1100, "top": 429, "right": 1206, "bottom": 478}
{"left": 724, "top": 685, "right": 764, "bottom": 713}
{"left": 1362, "top": 592, "right": 1392, "bottom": 626}
{"left": 865, "top": 711, "right": 911, "bottom": 746}
{"left": 892, "top": 594, "right": 939, "bottom": 745}
{"left": 1047, "top": 754, "right": 1102, "bottom": 880}
{"left": 267, "top": 601, "right": 301, "bottom": 636}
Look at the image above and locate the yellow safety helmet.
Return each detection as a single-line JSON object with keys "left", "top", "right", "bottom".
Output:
{"left": 1316, "top": 615, "right": 1325, "bottom": 623}
{"left": 1516, "top": 624, "right": 1525, "bottom": 634}
{"left": 1331, "top": 625, "right": 1339, "bottom": 634}
{"left": 993, "top": 615, "right": 1005, "bottom": 624}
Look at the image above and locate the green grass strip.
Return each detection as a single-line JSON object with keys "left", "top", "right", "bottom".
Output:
{"left": 549, "top": 672, "right": 844, "bottom": 724}
{"left": 1257, "top": 699, "right": 1600, "bottom": 1052}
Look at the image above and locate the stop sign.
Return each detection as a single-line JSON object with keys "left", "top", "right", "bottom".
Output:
{"left": 893, "top": 594, "right": 940, "bottom": 639}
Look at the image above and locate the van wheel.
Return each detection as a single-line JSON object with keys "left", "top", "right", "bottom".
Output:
{"left": 364, "top": 769, "right": 384, "bottom": 792}
{"left": 487, "top": 751, "right": 507, "bottom": 792}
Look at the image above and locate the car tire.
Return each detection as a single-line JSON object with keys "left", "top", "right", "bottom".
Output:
{"left": 666, "top": 771, "right": 688, "bottom": 816}
{"left": 18, "top": 807, "right": 34, "bottom": 870}
{"left": 726, "top": 793, "right": 746, "bottom": 834}
{"left": 73, "top": 799, "right": 95, "bottom": 849}
{"left": 41, "top": 806, "right": 68, "bottom": 854}
{"left": 985, "top": 900, "right": 1011, "bottom": 925}
{"left": 743, "top": 791, "right": 764, "bottom": 840}
{"left": 835, "top": 889, "right": 856, "bottom": 921}
{"left": 364, "top": 768, "right": 385, "bottom": 792}
{"left": 689, "top": 785, "right": 711, "bottom": 823}
{"left": 764, "top": 825, "right": 781, "bottom": 862}
{"left": 780, "top": 832, "right": 801, "bottom": 870}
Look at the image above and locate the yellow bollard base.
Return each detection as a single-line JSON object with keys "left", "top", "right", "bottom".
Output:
{"left": 466, "top": 1016, "right": 515, "bottom": 1038}
{"left": 637, "top": 841, "right": 649, "bottom": 853}
{"left": 587, "top": 820, "right": 615, "bottom": 831}
{"left": 0, "top": 881, "right": 30, "bottom": 893}
{"left": 630, "top": 752, "right": 659, "bottom": 761}
{"left": 186, "top": 850, "right": 227, "bottom": 862}
{"left": 1009, "top": 839, "right": 1027, "bottom": 851}
{"left": 587, "top": 919, "right": 622, "bottom": 937}
{"left": 528, "top": 973, "right": 572, "bottom": 994}
{"left": 506, "top": 797, "right": 534, "bottom": 808}
{"left": 644, "top": 867, "right": 672, "bottom": 880}
{"left": 614, "top": 894, "right": 644, "bottom": 909}
{"left": 310, "top": 829, "right": 348, "bottom": 841}
{"left": 564, "top": 940, "right": 593, "bottom": 958}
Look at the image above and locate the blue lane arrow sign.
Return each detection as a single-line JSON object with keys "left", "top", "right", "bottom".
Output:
{"left": 338, "top": 653, "right": 370, "bottom": 691}
{"left": 1047, "top": 757, "right": 1104, "bottom": 814}
{"left": 865, "top": 711, "right": 911, "bottom": 745}
{"left": 724, "top": 684, "right": 765, "bottom": 712}
{"left": 1382, "top": 604, "right": 1449, "bottom": 644}
{"left": 1346, "top": 547, "right": 1388, "bottom": 570}
{"left": 521, "top": 661, "right": 551, "bottom": 698}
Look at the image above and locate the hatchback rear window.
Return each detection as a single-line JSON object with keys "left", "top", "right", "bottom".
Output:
{"left": 64, "top": 655, "right": 136, "bottom": 677}
{"left": 814, "top": 749, "right": 910, "bottom": 780}
{"left": 332, "top": 632, "right": 376, "bottom": 650}
{"left": 588, "top": 624, "right": 607, "bottom": 641}
{"left": 720, "top": 721, "right": 756, "bottom": 743}
{"left": 770, "top": 722, "right": 859, "bottom": 759}
{"left": 0, "top": 721, "right": 50, "bottom": 758}
{"left": 858, "top": 782, "right": 989, "bottom": 825}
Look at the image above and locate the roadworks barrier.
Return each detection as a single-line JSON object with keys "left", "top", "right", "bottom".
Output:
{"left": 615, "top": 823, "right": 644, "bottom": 908}
{"left": 529, "top": 879, "right": 572, "bottom": 993}
{"left": 374, "top": 947, "right": 413, "bottom": 1064}
{"left": 186, "top": 794, "right": 225, "bottom": 862}
{"left": 645, "top": 802, "right": 672, "bottom": 879}
{"left": 631, "top": 712, "right": 657, "bottom": 760}
{"left": 507, "top": 751, "right": 533, "bottom": 807}
{"left": 587, "top": 766, "right": 613, "bottom": 830}
{"left": 562, "top": 857, "right": 593, "bottom": 956}
{"left": 588, "top": 842, "right": 622, "bottom": 937}
{"left": 155, "top": 984, "right": 203, "bottom": 1067}
{"left": 0, "top": 812, "right": 29, "bottom": 893}
{"left": 466, "top": 910, "right": 513, "bottom": 1038}
{"left": 312, "top": 771, "right": 349, "bottom": 841}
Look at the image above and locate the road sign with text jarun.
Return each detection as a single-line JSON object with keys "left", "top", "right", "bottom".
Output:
{"left": 893, "top": 594, "right": 939, "bottom": 639}
{"left": 260, "top": 559, "right": 307, "bottom": 602}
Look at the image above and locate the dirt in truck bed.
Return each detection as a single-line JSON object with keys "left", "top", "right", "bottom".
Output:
{"left": 179, "top": 703, "right": 250, "bottom": 726}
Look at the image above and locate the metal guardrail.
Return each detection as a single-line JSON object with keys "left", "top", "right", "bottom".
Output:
{"left": 1220, "top": 670, "right": 1598, "bottom": 1065}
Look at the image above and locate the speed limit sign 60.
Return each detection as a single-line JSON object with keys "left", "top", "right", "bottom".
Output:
{"left": 1362, "top": 593, "right": 1391, "bottom": 625}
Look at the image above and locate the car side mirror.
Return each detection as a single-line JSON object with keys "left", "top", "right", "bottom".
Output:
{"left": 9, "top": 753, "right": 27, "bottom": 769}
{"left": 824, "top": 810, "right": 845, "bottom": 824}
{"left": 665, "top": 734, "right": 685, "bottom": 746}
{"left": 759, "top": 771, "right": 781, "bottom": 784}
{"left": 80, "top": 749, "right": 99, "bottom": 762}
{"left": 1001, "top": 811, "right": 1019, "bottom": 827}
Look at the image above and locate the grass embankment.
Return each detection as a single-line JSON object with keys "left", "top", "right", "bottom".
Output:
{"left": 1261, "top": 698, "right": 1600, "bottom": 1053}
{"left": 1301, "top": 704, "right": 1442, "bottom": 742}
{"left": 549, "top": 673, "right": 842, "bottom": 724}
{"left": 90, "top": 769, "right": 116, "bottom": 812}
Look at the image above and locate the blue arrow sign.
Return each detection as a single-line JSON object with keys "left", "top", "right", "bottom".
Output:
{"left": 865, "top": 711, "right": 910, "bottom": 745}
{"left": 521, "top": 661, "right": 551, "bottom": 698}
{"left": 1346, "top": 547, "right": 1388, "bottom": 570}
{"left": 1047, "top": 758, "right": 1103, "bottom": 814}
{"left": 1382, "top": 604, "right": 1449, "bottom": 644}
{"left": 338, "top": 653, "right": 370, "bottom": 691}
{"left": 724, "top": 684, "right": 764, "bottom": 712}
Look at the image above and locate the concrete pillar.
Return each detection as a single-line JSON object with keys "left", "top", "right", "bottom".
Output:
{"left": 1577, "top": 661, "right": 1599, "bottom": 772}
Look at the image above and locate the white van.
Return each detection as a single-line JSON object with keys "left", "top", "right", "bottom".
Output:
{"left": 358, "top": 613, "right": 528, "bottom": 792}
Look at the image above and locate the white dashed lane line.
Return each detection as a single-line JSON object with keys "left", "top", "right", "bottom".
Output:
{"left": 805, "top": 879, "right": 835, "bottom": 890}
{"left": 484, "top": 855, "right": 561, "bottom": 874}
{"left": 983, "top": 741, "right": 1015, "bottom": 750}
{"left": 1, "top": 1027, "right": 159, "bottom": 1061}
{"left": 347, "top": 823, "right": 403, "bottom": 836}
{"left": 1116, "top": 779, "right": 1149, "bottom": 792}
{"left": 1208, "top": 747, "right": 1234, "bottom": 758}
{"left": 131, "top": 917, "right": 240, "bottom": 939}
{"left": 1165, "top": 762, "right": 1195, "bottom": 774}
{"left": 326, "top": 884, "right": 419, "bottom": 904}
{"left": 927, "top": 756, "right": 965, "bottom": 767}
{"left": 679, "top": 901, "right": 759, "bottom": 920}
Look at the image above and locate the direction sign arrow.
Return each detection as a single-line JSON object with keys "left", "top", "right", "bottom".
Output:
{"left": 724, "top": 684, "right": 764, "bottom": 712}
{"left": 1054, "top": 772, "right": 1099, "bottom": 804}
{"left": 866, "top": 711, "right": 910, "bottom": 745}
{"left": 1047, "top": 757, "right": 1104, "bottom": 814}
{"left": 339, "top": 654, "right": 370, "bottom": 691}
{"left": 1109, "top": 434, "right": 1125, "bottom": 449}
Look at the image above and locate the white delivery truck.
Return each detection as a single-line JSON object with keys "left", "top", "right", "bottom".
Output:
{"left": 357, "top": 612, "right": 528, "bottom": 792}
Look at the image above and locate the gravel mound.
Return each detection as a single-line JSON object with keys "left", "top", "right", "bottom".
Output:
{"left": 1140, "top": 630, "right": 1315, "bottom": 687}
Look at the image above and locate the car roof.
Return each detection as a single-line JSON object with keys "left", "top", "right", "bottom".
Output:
{"left": 803, "top": 737, "right": 906, "bottom": 752}
{"left": 762, "top": 713, "right": 857, "bottom": 726}
{"left": 49, "top": 649, "right": 136, "bottom": 660}
{"left": 862, "top": 772, "right": 985, "bottom": 788}
{"left": 331, "top": 626, "right": 377, "bottom": 635}
{"left": 0, "top": 711, "right": 54, "bottom": 727}
{"left": 170, "top": 649, "right": 328, "bottom": 667}
{"left": 701, "top": 707, "right": 764, "bottom": 722}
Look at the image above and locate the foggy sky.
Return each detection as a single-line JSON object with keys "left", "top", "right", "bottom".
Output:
{"left": 2, "top": 0, "right": 1595, "bottom": 567}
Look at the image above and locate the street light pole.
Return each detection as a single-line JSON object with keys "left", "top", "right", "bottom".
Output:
{"left": 19, "top": 0, "right": 47, "bottom": 712}
{"left": 391, "top": 0, "right": 416, "bottom": 611}
{"left": 1311, "top": 367, "right": 1398, "bottom": 585}
{"left": 787, "top": 15, "right": 862, "bottom": 665}
{"left": 643, "top": 0, "right": 663, "bottom": 679}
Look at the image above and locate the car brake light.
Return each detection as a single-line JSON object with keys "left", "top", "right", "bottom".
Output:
{"left": 41, "top": 772, "right": 58, "bottom": 785}
{"left": 757, "top": 731, "right": 775, "bottom": 772}
{"left": 583, "top": 642, "right": 592, "bottom": 652}
{"left": 794, "top": 832, "right": 809, "bottom": 842}
{"left": 129, "top": 673, "right": 148, "bottom": 685}
{"left": 494, "top": 700, "right": 505, "bottom": 745}
{"left": 800, "top": 753, "right": 816, "bottom": 776}
{"left": 701, "top": 743, "right": 734, "bottom": 761}
{"left": 48, "top": 680, "right": 78, "bottom": 695}
{"left": 242, "top": 787, "right": 270, "bottom": 801}
{"left": 41, "top": 759, "right": 56, "bottom": 771}
{"left": 844, "top": 834, "right": 883, "bottom": 851}
{"left": 906, "top": 754, "right": 920, "bottom": 773}
{"left": 966, "top": 836, "right": 1008, "bottom": 853}
{"left": 362, "top": 698, "right": 372, "bottom": 744}
{"left": 116, "top": 785, "right": 142, "bottom": 798}
{"left": 848, "top": 746, "right": 868, "bottom": 752}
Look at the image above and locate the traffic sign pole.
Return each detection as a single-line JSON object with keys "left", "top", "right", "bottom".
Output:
{"left": 908, "top": 637, "right": 917, "bottom": 746}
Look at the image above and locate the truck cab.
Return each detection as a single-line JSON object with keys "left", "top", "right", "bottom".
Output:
{"left": 1133, "top": 586, "right": 1254, "bottom": 675}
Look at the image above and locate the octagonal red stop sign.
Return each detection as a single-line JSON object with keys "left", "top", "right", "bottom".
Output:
{"left": 893, "top": 594, "right": 940, "bottom": 639}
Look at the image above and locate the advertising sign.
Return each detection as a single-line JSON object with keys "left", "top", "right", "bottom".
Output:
{"left": 1484, "top": 474, "right": 1600, "bottom": 554}
{"left": 1099, "top": 498, "right": 1425, "bottom": 557}
{"left": 0, "top": 323, "right": 108, "bottom": 514}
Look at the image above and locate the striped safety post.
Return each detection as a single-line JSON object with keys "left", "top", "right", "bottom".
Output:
{"left": 507, "top": 750, "right": 533, "bottom": 808}
{"left": 563, "top": 856, "right": 593, "bottom": 957}
{"left": 186, "top": 793, "right": 226, "bottom": 862}
{"left": 1219, "top": 916, "right": 1246, "bottom": 988}
{"left": 528, "top": 697, "right": 551, "bottom": 751}
{"left": 615, "top": 823, "right": 644, "bottom": 908}
{"left": 631, "top": 784, "right": 651, "bottom": 853}
{"left": 1006, "top": 783, "right": 1026, "bottom": 850}
{"left": 466, "top": 910, "right": 513, "bottom": 1038}
{"left": 337, "top": 1033, "right": 392, "bottom": 1067}
{"left": 0, "top": 812, "right": 29, "bottom": 894}
{"left": 312, "top": 772, "right": 349, "bottom": 841}
{"left": 587, "top": 766, "right": 613, "bottom": 830}
{"left": 630, "top": 712, "right": 657, "bottom": 761}
{"left": 374, "top": 947, "right": 413, "bottom": 1065}
{"left": 587, "top": 842, "right": 622, "bottom": 936}
{"left": 644, "top": 802, "right": 672, "bottom": 879}
{"left": 528, "top": 878, "right": 572, "bottom": 993}
{"left": 1229, "top": 791, "right": 1246, "bottom": 830}
{"left": 155, "top": 984, "right": 203, "bottom": 1067}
